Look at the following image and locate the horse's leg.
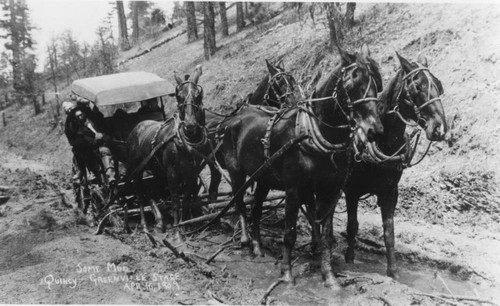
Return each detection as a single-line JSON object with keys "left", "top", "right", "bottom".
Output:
{"left": 379, "top": 187, "right": 400, "bottom": 280}
{"left": 166, "top": 166, "right": 182, "bottom": 240}
{"left": 316, "top": 187, "right": 341, "bottom": 289}
{"left": 232, "top": 173, "right": 251, "bottom": 248}
{"left": 165, "top": 145, "right": 183, "bottom": 240}
{"left": 207, "top": 162, "right": 221, "bottom": 201}
{"left": 185, "top": 168, "right": 201, "bottom": 220}
{"left": 345, "top": 191, "right": 360, "bottom": 264}
{"left": 123, "top": 199, "right": 132, "bottom": 234}
{"left": 250, "top": 183, "right": 270, "bottom": 257}
{"left": 150, "top": 198, "right": 165, "bottom": 233}
{"left": 281, "top": 186, "right": 300, "bottom": 284}
{"left": 306, "top": 192, "right": 321, "bottom": 256}
{"left": 223, "top": 120, "right": 250, "bottom": 248}
{"left": 135, "top": 175, "right": 149, "bottom": 233}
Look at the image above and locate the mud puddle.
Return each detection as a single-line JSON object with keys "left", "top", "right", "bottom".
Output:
{"left": 202, "top": 233, "right": 500, "bottom": 304}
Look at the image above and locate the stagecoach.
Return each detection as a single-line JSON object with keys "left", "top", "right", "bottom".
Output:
{"left": 69, "top": 71, "right": 175, "bottom": 227}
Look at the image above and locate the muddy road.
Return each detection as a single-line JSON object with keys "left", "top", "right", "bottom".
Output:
{"left": 0, "top": 150, "right": 499, "bottom": 305}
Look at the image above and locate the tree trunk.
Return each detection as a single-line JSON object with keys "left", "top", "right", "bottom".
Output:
{"left": 219, "top": 2, "right": 229, "bottom": 37}
{"left": 47, "top": 44, "right": 60, "bottom": 116}
{"left": 236, "top": 2, "right": 245, "bottom": 31}
{"left": 203, "top": 2, "right": 216, "bottom": 60}
{"left": 185, "top": 1, "right": 198, "bottom": 42}
{"left": 8, "top": 0, "right": 22, "bottom": 91}
{"left": 324, "top": 3, "right": 343, "bottom": 51}
{"left": 32, "top": 95, "right": 39, "bottom": 115}
{"left": 131, "top": 1, "right": 140, "bottom": 43}
{"left": 345, "top": 2, "right": 356, "bottom": 29}
{"left": 116, "top": 1, "right": 130, "bottom": 50}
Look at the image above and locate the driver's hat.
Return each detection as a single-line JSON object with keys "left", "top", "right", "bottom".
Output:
{"left": 62, "top": 101, "right": 76, "bottom": 114}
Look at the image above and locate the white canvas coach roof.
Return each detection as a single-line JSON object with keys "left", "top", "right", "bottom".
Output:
{"left": 71, "top": 72, "right": 173, "bottom": 106}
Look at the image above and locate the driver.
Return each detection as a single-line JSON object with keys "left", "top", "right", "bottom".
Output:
{"left": 137, "top": 98, "right": 161, "bottom": 114}
{"left": 64, "top": 100, "right": 117, "bottom": 188}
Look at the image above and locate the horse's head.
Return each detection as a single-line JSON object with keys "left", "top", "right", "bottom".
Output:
{"left": 264, "top": 59, "right": 298, "bottom": 107}
{"left": 396, "top": 52, "right": 447, "bottom": 141}
{"left": 174, "top": 65, "right": 204, "bottom": 137}
{"left": 338, "top": 44, "right": 384, "bottom": 143}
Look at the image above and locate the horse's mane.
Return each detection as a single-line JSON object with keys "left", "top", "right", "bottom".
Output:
{"left": 356, "top": 53, "right": 383, "bottom": 93}
{"left": 314, "top": 52, "right": 383, "bottom": 100}
{"left": 248, "top": 74, "right": 270, "bottom": 105}
{"left": 378, "top": 69, "right": 403, "bottom": 114}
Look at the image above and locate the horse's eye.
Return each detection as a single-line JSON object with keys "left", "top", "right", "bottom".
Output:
{"left": 351, "top": 68, "right": 359, "bottom": 80}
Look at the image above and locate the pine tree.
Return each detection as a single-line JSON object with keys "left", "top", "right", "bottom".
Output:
{"left": 203, "top": 2, "right": 216, "bottom": 60}
{"left": 116, "top": 1, "right": 130, "bottom": 50}
{"left": 185, "top": 1, "right": 198, "bottom": 42}
{"left": 0, "top": 0, "right": 36, "bottom": 93}
{"left": 219, "top": 2, "right": 228, "bottom": 37}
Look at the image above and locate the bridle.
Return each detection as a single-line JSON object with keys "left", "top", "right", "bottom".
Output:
{"left": 356, "top": 64, "right": 444, "bottom": 168}
{"left": 389, "top": 64, "right": 443, "bottom": 128}
{"left": 263, "top": 71, "right": 297, "bottom": 107}
{"left": 175, "top": 81, "right": 207, "bottom": 147}
{"left": 175, "top": 81, "right": 205, "bottom": 124}
{"left": 305, "top": 63, "right": 380, "bottom": 134}
{"left": 295, "top": 62, "right": 381, "bottom": 154}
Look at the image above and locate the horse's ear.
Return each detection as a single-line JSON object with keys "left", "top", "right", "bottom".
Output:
{"left": 266, "top": 59, "right": 279, "bottom": 76}
{"left": 395, "top": 52, "right": 413, "bottom": 74}
{"left": 360, "top": 43, "right": 371, "bottom": 59}
{"left": 277, "top": 58, "right": 285, "bottom": 70}
{"left": 174, "top": 71, "right": 183, "bottom": 85}
{"left": 338, "top": 45, "right": 355, "bottom": 66}
{"left": 417, "top": 53, "right": 429, "bottom": 67}
{"left": 431, "top": 73, "right": 444, "bottom": 94}
{"left": 191, "top": 65, "right": 203, "bottom": 84}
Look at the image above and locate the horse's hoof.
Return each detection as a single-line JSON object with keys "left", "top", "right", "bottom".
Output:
{"left": 252, "top": 241, "right": 264, "bottom": 257}
{"left": 208, "top": 192, "right": 218, "bottom": 202}
{"left": 253, "top": 247, "right": 264, "bottom": 258}
{"left": 240, "top": 237, "right": 252, "bottom": 250}
{"left": 174, "top": 231, "right": 184, "bottom": 242}
{"left": 155, "top": 225, "right": 166, "bottom": 234}
{"left": 387, "top": 269, "right": 400, "bottom": 280}
{"left": 280, "top": 271, "right": 296, "bottom": 285}
{"left": 344, "top": 250, "right": 355, "bottom": 264}
{"left": 324, "top": 276, "right": 341, "bottom": 291}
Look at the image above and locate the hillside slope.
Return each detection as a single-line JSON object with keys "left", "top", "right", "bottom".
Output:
{"left": 122, "top": 2, "right": 500, "bottom": 229}
{"left": 1, "top": 3, "right": 499, "bottom": 226}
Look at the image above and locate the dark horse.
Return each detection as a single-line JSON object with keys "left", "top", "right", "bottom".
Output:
{"left": 340, "top": 53, "right": 447, "bottom": 279}
{"left": 246, "top": 59, "right": 299, "bottom": 108}
{"left": 126, "top": 65, "right": 213, "bottom": 235}
{"left": 222, "top": 44, "right": 384, "bottom": 288}
{"left": 203, "top": 60, "right": 299, "bottom": 195}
